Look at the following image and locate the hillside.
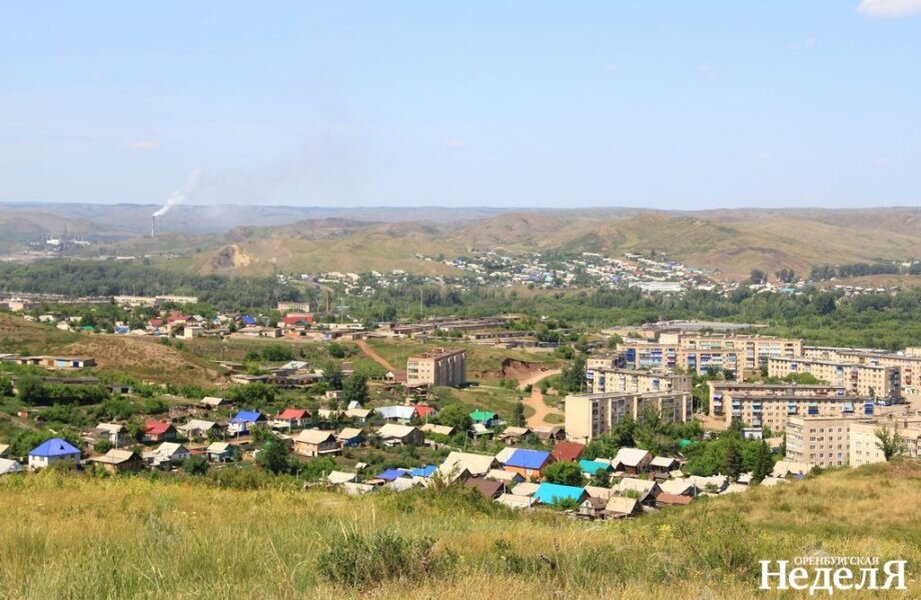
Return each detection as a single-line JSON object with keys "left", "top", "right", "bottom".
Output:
{"left": 0, "top": 462, "right": 918, "bottom": 598}
{"left": 0, "top": 314, "right": 80, "bottom": 354}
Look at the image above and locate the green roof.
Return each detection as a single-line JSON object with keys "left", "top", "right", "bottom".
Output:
{"left": 469, "top": 410, "right": 497, "bottom": 422}
{"left": 679, "top": 438, "right": 694, "bottom": 448}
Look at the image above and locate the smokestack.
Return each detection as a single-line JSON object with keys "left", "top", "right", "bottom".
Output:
{"left": 151, "top": 216, "right": 156, "bottom": 238}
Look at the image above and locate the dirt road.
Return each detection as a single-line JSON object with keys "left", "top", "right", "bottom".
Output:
{"left": 515, "top": 368, "right": 563, "bottom": 428}
{"left": 356, "top": 339, "right": 396, "bottom": 371}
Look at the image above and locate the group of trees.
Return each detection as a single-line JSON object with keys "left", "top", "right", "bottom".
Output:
{"left": 810, "top": 262, "right": 904, "bottom": 280}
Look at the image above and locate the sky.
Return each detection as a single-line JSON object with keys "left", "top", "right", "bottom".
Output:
{"left": 1, "top": 1, "right": 920, "bottom": 210}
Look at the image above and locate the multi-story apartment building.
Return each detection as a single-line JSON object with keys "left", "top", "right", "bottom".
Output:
{"left": 849, "top": 417, "right": 921, "bottom": 467}
{"left": 785, "top": 416, "right": 851, "bottom": 468}
{"left": 767, "top": 356, "right": 901, "bottom": 401}
{"left": 708, "top": 382, "right": 858, "bottom": 430}
{"left": 586, "top": 352, "right": 626, "bottom": 373}
{"left": 588, "top": 368, "right": 691, "bottom": 395}
{"left": 618, "top": 334, "right": 803, "bottom": 380}
{"left": 805, "top": 346, "right": 921, "bottom": 402}
{"left": 564, "top": 391, "right": 693, "bottom": 443}
{"left": 406, "top": 348, "right": 467, "bottom": 387}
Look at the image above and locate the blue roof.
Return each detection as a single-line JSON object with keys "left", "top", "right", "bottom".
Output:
{"left": 533, "top": 482, "right": 586, "bottom": 505}
{"left": 409, "top": 465, "right": 437, "bottom": 478}
{"left": 579, "top": 459, "right": 611, "bottom": 475}
{"left": 376, "top": 468, "right": 409, "bottom": 481}
{"left": 29, "top": 438, "right": 81, "bottom": 458}
{"left": 241, "top": 315, "right": 257, "bottom": 325}
{"left": 231, "top": 410, "right": 263, "bottom": 423}
{"left": 505, "top": 449, "right": 551, "bottom": 470}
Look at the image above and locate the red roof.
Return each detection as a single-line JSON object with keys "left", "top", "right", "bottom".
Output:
{"left": 277, "top": 408, "right": 309, "bottom": 420}
{"left": 145, "top": 419, "right": 172, "bottom": 435}
{"left": 656, "top": 493, "right": 693, "bottom": 506}
{"left": 283, "top": 313, "right": 314, "bottom": 325}
{"left": 551, "top": 441, "right": 585, "bottom": 462}
{"left": 149, "top": 318, "right": 163, "bottom": 327}
{"left": 166, "top": 314, "right": 189, "bottom": 323}
{"left": 415, "top": 405, "right": 436, "bottom": 418}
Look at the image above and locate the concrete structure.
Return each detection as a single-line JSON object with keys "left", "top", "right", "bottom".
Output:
{"left": 805, "top": 346, "right": 921, "bottom": 402}
{"left": 708, "top": 382, "right": 858, "bottom": 430}
{"left": 588, "top": 368, "right": 691, "bottom": 395}
{"left": 849, "top": 417, "right": 921, "bottom": 467}
{"left": 785, "top": 416, "right": 851, "bottom": 468}
{"left": 767, "top": 357, "right": 901, "bottom": 401}
{"left": 565, "top": 391, "right": 693, "bottom": 443}
{"left": 406, "top": 348, "right": 467, "bottom": 387}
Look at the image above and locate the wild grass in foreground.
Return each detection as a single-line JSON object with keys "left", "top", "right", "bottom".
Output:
{"left": 0, "top": 461, "right": 919, "bottom": 599}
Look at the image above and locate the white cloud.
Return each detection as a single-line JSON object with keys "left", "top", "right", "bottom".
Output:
{"left": 126, "top": 140, "right": 157, "bottom": 150}
{"left": 858, "top": 0, "right": 921, "bottom": 17}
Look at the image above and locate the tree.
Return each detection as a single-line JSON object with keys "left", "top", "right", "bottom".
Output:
{"left": 438, "top": 403, "right": 472, "bottom": 432}
{"left": 327, "top": 343, "right": 347, "bottom": 359}
{"left": 0, "top": 377, "right": 13, "bottom": 397}
{"left": 256, "top": 439, "right": 292, "bottom": 475}
{"left": 720, "top": 436, "right": 743, "bottom": 479}
{"left": 560, "top": 354, "right": 587, "bottom": 393}
{"left": 342, "top": 373, "right": 369, "bottom": 406}
{"left": 94, "top": 440, "right": 113, "bottom": 454}
{"left": 543, "top": 461, "right": 584, "bottom": 487}
{"left": 183, "top": 455, "right": 210, "bottom": 476}
{"left": 775, "top": 269, "right": 796, "bottom": 284}
{"left": 749, "top": 269, "right": 765, "bottom": 284}
{"left": 751, "top": 441, "right": 773, "bottom": 484}
{"left": 513, "top": 401, "right": 525, "bottom": 427}
{"left": 875, "top": 425, "right": 905, "bottom": 461}
{"left": 324, "top": 363, "right": 343, "bottom": 391}
{"left": 589, "top": 468, "right": 610, "bottom": 487}
{"left": 17, "top": 376, "right": 48, "bottom": 405}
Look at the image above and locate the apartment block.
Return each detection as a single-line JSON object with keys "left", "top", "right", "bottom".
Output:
{"left": 586, "top": 352, "right": 626, "bottom": 373}
{"left": 785, "top": 416, "right": 852, "bottom": 468}
{"left": 849, "top": 417, "right": 921, "bottom": 467}
{"left": 589, "top": 368, "right": 691, "bottom": 395}
{"left": 767, "top": 356, "right": 901, "bottom": 401}
{"left": 406, "top": 348, "right": 467, "bottom": 387}
{"left": 619, "top": 333, "right": 803, "bottom": 380}
{"left": 805, "top": 346, "right": 921, "bottom": 402}
{"left": 564, "top": 391, "right": 693, "bottom": 443}
{"left": 709, "top": 382, "right": 856, "bottom": 430}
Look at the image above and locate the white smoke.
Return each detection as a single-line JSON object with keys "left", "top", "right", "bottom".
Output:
{"left": 153, "top": 168, "right": 202, "bottom": 218}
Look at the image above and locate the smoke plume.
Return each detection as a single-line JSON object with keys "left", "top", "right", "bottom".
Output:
{"left": 153, "top": 168, "right": 202, "bottom": 217}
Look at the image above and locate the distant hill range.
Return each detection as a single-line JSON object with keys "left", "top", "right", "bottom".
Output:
{"left": 2, "top": 202, "right": 920, "bottom": 280}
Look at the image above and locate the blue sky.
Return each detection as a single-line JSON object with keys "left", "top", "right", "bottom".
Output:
{"left": 1, "top": 1, "right": 919, "bottom": 209}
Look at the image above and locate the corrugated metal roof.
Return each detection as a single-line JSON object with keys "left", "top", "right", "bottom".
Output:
{"left": 29, "top": 438, "right": 81, "bottom": 458}
{"left": 231, "top": 410, "right": 263, "bottom": 423}
{"left": 533, "top": 482, "right": 586, "bottom": 505}
{"left": 505, "top": 449, "right": 551, "bottom": 470}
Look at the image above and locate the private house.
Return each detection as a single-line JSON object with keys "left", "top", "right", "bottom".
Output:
{"left": 612, "top": 447, "right": 653, "bottom": 475}
{"left": 227, "top": 411, "right": 266, "bottom": 436}
{"left": 293, "top": 430, "right": 340, "bottom": 457}
{"left": 326, "top": 471, "right": 357, "bottom": 486}
{"left": 510, "top": 482, "right": 541, "bottom": 497}
{"left": 420, "top": 423, "right": 455, "bottom": 438}
{"left": 91, "top": 449, "right": 144, "bottom": 474}
{"left": 143, "top": 420, "right": 177, "bottom": 444}
{"left": 12, "top": 355, "right": 96, "bottom": 370}
{"left": 344, "top": 407, "right": 372, "bottom": 422}
{"left": 551, "top": 441, "right": 586, "bottom": 463}
{"left": 532, "top": 425, "right": 565, "bottom": 441}
{"left": 533, "top": 482, "right": 587, "bottom": 506}
{"left": 465, "top": 477, "right": 506, "bottom": 499}
{"left": 497, "top": 426, "right": 531, "bottom": 444}
{"left": 377, "top": 424, "right": 424, "bottom": 447}
{"left": 336, "top": 427, "right": 366, "bottom": 447}
{"left": 177, "top": 419, "right": 220, "bottom": 440}
{"left": 579, "top": 459, "right": 612, "bottom": 479}
{"left": 89, "top": 423, "right": 126, "bottom": 447}
{"left": 147, "top": 442, "right": 191, "bottom": 467}
{"left": 503, "top": 449, "right": 553, "bottom": 480}
{"left": 409, "top": 465, "right": 438, "bottom": 479}
{"left": 415, "top": 404, "right": 437, "bottom": 420}
{"left": 656, "top": 492, "right": 693, "bottom": 508}
{"left": 495, "top": 493, "right": 537, "bottom": 510}
{"left": 28, "top": 438, "right": 81, "bottom": 470}
{"left": 0, "top": 458, "right": 23, "bottom": 475}
{"left": 578, "top": 497, "right": 609, "bottom": 519}
{"left": 271, "top": 408, "right": 310, "bottom": 430}
{"left": 200, "top": 396, "right": 228, "bottom": 409}
{"left": 0, "top": 444, "right": 8, "bottom": 458}
{"left": 470, "top": 423, "right": 493, "bottom": 439}
{"left": 689, "top": 474, "right": 729, "bottom": 494}
{"left": 649, "top": 456, "right": 680, "bottom": 479}
{"left": 206, "top": 442, "right": 235, "bottom": 462}
{"left": 374, "top": 468, "right": 411, "bottom": 483}
{"left": 583, "top": 485, "right": 614, "bottom": 501}
{"left": 438, "top": 451, "right": 499, "bottom": 482}
{"left": 470, "top": 410, "right": 499, "bottom": 428}
{"left": 374, "top": 405, "right": 418, "bottom": 423}
{"left": 659, "top": 479, "right": 698, "bottom": 497}
{"left": 604, "top": 496, "right": 641, "bottom": 518}
{"left": 616, "top": 478, "right": 661, "bottom": 505}
{"left": 486, "top": 468, "right": 524, "bottom": 484}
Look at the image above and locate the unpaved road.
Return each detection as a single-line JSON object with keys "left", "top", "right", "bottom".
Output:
{"left": 515, "top": 368, "right": 563, "bottom": 428}
{"left": 356, "top": 339, "right": 397, "bottom": 371}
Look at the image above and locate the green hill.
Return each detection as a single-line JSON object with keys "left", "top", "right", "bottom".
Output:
{"left": 1, "top": 461, "right": 918, "bottom": 598}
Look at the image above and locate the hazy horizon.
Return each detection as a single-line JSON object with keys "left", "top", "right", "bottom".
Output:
{"left": 2, "top": 2, "right": 920, "bottom": 209}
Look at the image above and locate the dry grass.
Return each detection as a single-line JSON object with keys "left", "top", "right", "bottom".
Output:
{"left": 1, "top": 461, "right": 920, "bottom": 599}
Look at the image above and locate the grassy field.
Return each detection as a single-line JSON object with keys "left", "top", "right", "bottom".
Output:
{"left": 1, "top": 461, "right": 919, "bottom": 599}
{"left": 0, "top": 314, "right": 79, "bottom": 354}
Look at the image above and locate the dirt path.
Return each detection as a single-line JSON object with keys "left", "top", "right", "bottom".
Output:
{"left": 356, "top": 339, "right": 396, "bottom": 371}
{"left": 514, "top": 368, "right": 563, "bottom": 428}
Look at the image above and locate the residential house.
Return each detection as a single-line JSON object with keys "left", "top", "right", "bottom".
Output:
{"left": 144, "top": 420, "right": 176, "bottom": 444}
{"left": 649, "top": 456, "right": 680, "bottom": 479}
{"left": 337, "top": 427, "right": 366, "bottom": 448}
{"left": 485, "top": 469, "right": 524, "bottom": 485}
{"left": 227, "top": 411, "right": 266, "bottom": 436}
{"left": 688, "top": 474, "right": 729, "bottom": 494}
{"left": 206, "top": 442, "right": 235, "bottom": 462}
{"left": 533, "top": 482, "right": 587, "bottom": 506}
{"left": 497, "top": 426, "right": 531, "bottom": 444}
{"left": 604, "top": 496, "right": 641, "bottom": 518}
{"left": 415, "top": 404, "right": 437, "bottom": 421}
{"left": 578, "top": 497, "right": 609, "bottom": 519}
{"left": 495, "top": 493, "right": 537, "bottom": 509}
{"left": 293, "top": 430, "right": 340, "bottom": 457}
{"left": 409, "top": 465, "right": 438, "bottom": 479}
{"left": 615, "top": 478, "right": 661, "bottom": 505}
{"left": 503, "top": 449, "right": 553, "bottom": 481}
{"left": 420, "top": 423, "right": 455, "bottom": 438}
{"left": 659, "top": 479, "right": 697, "bottom": 497}
{"left": 470, "top": 423, "right": 493, "bottom": 439}
{"left": 612, "top": 447, "right": 652, "bottom": 475}
{"left": 377, "top": 424, "right": 424, "bottom": 447}
{"left": 532, "top": 425, "right": 566, "bottom": 441}
{"left": 344, "top": 407, "right": 372, "bottom": 422}
{"left": 271, "top": 408, "right": 311, "bottom": 430}
{"left": 200, "top": 396, "right": 227, "bottom": 409}
{"left": 0, "top": 444, "right": 8, "bottom": 458}
{"left": 510, "top": 482, "right": 541, "bottom": 497}
{"left": 551, "top": 440, "right": 586, "bottom": 463}
{"left": 89, "top": 423, "right": 126, "bottom": 447}
{"left": 150, "top": 442, "right": 191, "bottom": 465}
{"left": 438, "top": 451, "right": 499, "bottom": 482}
{"left": 0, "top": 458, "right": 24, "bottom": 475}
{"left": 583, "top": 485, "right": 614, "bottom": 501}
{"left": 465, "top": 477, "right": 505, "bottom": 499}
{"left": 375, "top": 405, "right": 418, "bottom": 423}
{"left": 28, "top": 438, "right": 81, "bottom": 470}
{"left": 91, "top": 449, "right": 144, "bottom": 474}
{"left": 327, "top": 471, "right": 357, "bottom": 485}
{"left": 177, "top": 419, "right": 220, "bottom": 440}
{"left": 374, "top": 468, "right": 411, "bottom": 483}
{"left": 656, "top": 493, "right": 693, "bottom": 508}
{"left": 470, "top": 410, "right": 499, "bottom": 428}
{"left": 579, "top": 459, "right": 612, "bottom": 479}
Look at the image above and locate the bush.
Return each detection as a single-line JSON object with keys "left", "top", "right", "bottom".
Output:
{"left": 183, "top": 455, "right": 210, "bottom": 476}
{"left": 317, "top": 529, "right": 455, "bottom": 588}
